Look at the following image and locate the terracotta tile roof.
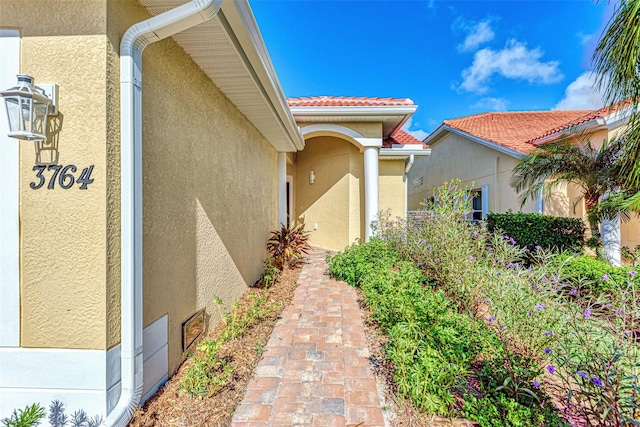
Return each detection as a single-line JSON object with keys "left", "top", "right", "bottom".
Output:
{"left": 287, "top": 96, "right": 415, "bottom": 107}
{"left": 383, "top": 129, "right": 426, "bottom": 148}
{"left": 443, "top": 111, "right": 592, "bottom": 154}
{"left": 528, "top": 100, "right": 634, "bottom": 144}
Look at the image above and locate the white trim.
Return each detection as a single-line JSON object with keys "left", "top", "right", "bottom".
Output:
{"left": 299, "top": 123, "right": 382, "bottom": 149}
{"left": 0, "top": 316, "right": 167, "bottom": 423}
{"left": 364, "top": 147, "right": 379, "bottom": 241}
{"left": 290, "top": 105, "right": 417, "bottom": 117}
{"left": 299, "top": 123, "right": 365, "bottom": 140}
{"left": 0, "top": 28, "right": 21, "bottom": 347}
{"left": 379, "top": 148, "right": 431, "bottom": 159}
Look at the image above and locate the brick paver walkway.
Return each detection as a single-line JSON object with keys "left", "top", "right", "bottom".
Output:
{"left": 231, "top": 250, "right": 385, "bottom": 427}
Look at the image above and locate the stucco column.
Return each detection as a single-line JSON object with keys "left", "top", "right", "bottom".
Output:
{"left": 278, "top": 152, "right": 287, "bottom": 228}
{"left": 364, "top": 146, "right": 379, "bottom": 241}
{"left": 601, "top": 215, "right": 622, "bottom": 266}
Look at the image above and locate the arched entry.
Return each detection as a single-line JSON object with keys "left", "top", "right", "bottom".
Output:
{"left": 294, "top": 124, "right": 381, "bottom": 250}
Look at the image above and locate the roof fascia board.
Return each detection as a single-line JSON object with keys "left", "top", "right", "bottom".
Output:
{"left": 290, "top": 105, "right": 418, "bottom": 117}
{"left": 434, "top": 126, "right": 524, "bottom": 158}
{"left": 219, "top": 1, "right": 304, "bottom": 151}
{"left": 379, "top": 148, "right": 431, "bottom": 159}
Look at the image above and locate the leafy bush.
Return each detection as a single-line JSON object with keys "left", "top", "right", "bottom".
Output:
{"left": 326, "top": 237, "right": 400, "bottom": 287}
{"left": 487, "top": 212, "right": 585, "bottom": 253}
{"left": 562, "top": 255, "right": 639, "bottom": 295}
{"left": 266, "top": 222, "right": 311, "bottom": 269}
{"left": 463, "top": 394, "right": 566, "bottom": 427}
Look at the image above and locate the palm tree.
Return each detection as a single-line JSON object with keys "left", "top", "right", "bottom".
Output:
{"left": 511, "top": 137, "right": 625, "bottom": 244}
{"left": 593, "top": 0, "right": 640, "bottom": 191}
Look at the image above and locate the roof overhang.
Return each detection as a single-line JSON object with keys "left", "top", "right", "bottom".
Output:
{"left": 290, "top": 105, "right": 418, "bottom": 138}
{"left": 379, "top": 146, "right": 431, "bottom": 160}
{"left": 532, "top": 105, "right": 634, "bottom": 146}
{"left": 139, "top": 0, "right": 304, "bottom": 152}
{"left": 425, "top": 124, "right": 524, "bottom": 159}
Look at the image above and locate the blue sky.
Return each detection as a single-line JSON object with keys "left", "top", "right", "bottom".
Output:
{"left": 250, "top": 0, "right": 613, "bottom": 140}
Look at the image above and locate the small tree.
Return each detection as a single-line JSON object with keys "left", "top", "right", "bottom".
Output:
{"left": 511, "top": 138, "right": 625, "bottom": 246}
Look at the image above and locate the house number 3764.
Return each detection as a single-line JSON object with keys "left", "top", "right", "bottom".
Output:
{"left": 30, "top": 164, "right": 95, "bottom": 190}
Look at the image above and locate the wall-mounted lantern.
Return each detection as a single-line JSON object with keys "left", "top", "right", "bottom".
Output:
{"left": 1, "top": 74, "right": 58, "bottom": 141}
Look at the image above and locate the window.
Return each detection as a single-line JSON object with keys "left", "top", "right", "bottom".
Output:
{"left": 469, "top": 186, "right": 489, "bottom": 223}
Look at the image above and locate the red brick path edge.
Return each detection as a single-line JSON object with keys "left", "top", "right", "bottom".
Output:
{"left": 231, "top": 250, "right": 385, "bottom": 427}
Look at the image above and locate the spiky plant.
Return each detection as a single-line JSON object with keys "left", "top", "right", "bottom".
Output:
{"left": 1, "top": 404, "right": 46, "bottom": 427}
{"left": 266, "top": 222, "right": 311, "bottom": 269}
{"left": 48, "top": 400, "right": 67, "bottom": 427}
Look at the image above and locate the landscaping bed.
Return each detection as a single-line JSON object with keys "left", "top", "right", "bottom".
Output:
{"left": 128, "top": 265, "right": 301, "bottom": 427}
{"left": 328, "top": 181, "right": 639, "bottom": 427}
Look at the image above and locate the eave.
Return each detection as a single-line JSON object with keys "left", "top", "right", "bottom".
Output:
{"left": 290, "top": 105, "right": 418, "bottom": 138}
{"left": 139, "top": 0, "right": 304, "bottom": 152}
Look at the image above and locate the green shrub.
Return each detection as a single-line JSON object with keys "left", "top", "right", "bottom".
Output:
{"left": 463, "top": 394, "right": 566, "bottom": 427}
{"left": 562, "top": 255, "right": 638, "bottom": 295}
{"left": 326, "top": 237, "right": 400, "bottom": 287}
{"left": 487, "top": 212, "right": 584, "bottom": 253}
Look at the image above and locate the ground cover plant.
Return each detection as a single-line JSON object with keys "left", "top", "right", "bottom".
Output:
{"left": 329, "top": 180, "right": 639, "bottom": 427}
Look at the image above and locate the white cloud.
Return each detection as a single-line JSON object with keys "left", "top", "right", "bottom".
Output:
{"left": 402, "top": 117, "right": 429, "bottom": 141}
{"left": 576, "top": 31, "right": 593, "bottom": 46}
{"left": 456, "top": 39, "right": 564, "bottom": 94}
{"left": 553, "top": 71, "right": 607, "bottom": 110}
{"left": 458, "top": 19, "right": 495, "bottom": 52}
{"left": 471, "top": 97, "right": 509, "bottom": 111}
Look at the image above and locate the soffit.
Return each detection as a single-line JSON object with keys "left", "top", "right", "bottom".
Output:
{"left": 138, "top": 0, "right": 303, "bottom": 152}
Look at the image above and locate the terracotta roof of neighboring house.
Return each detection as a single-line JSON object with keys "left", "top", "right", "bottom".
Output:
{"left": 383, "top": 129, "right": 426, "bottom": 148}
{"left": 443, "top": 111, "right": 592, "bottom": 154}
{"left": 528, "top": 100, "right": 634, "bottom": 144}
{"left": 287, "top": 96, "right": 415, "bottom": 107}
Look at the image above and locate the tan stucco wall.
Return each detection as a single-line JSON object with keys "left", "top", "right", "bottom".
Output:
{"left": 410, "top": 129, "right": 640, "bottom": 249}
{"left": 407, "top": 132, "right": 538, "bottom": 213}
{"left": 379, "top": 160, "right": 406, "bottom": 219}
{"left": 1, "top": 1, "right": 110, "bottom": 349}
{"left": 107, "top": 0, "right": 277, "bottom": 372}
{"left": 5, "top": 2, "right": 278, "bottom": 373}
{"left": 295, "top": 136, "right": 364, "bottom": 251}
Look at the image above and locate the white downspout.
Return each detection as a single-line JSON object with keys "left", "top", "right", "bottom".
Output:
{"left": 404, "top": 154, "right": 414, "bottom": 216}
{"left": 105, "top": 1, "right": 223, "bottom": 426}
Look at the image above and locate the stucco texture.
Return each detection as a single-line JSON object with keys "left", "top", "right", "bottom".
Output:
{"left": 4, "top": 1, "right": 278, "bottom": 370}
{"left": 379, "top": 160, "right": 406, "bottom": 219}
{"left": 1, "top": 1, "right": 110, "bottom": 349}
{"left": 407, "top": 132, "right": 538, "bottom": 213}
{"left": 107, "top": 0, "right": 278, "bottom": 372}
{"left": 295, "top": 136, "right": 364, "bottom": 251}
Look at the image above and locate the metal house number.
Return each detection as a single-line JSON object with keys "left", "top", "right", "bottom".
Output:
{"left": 30, "top": 164, "right": 95, "bottom": 190}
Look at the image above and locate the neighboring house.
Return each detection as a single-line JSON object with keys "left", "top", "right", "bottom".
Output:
{"left": 407, "top": 105, "right": 640, "bottom": 251}
{"left": 0, "top": 1, "right": 428, "bottom": 424}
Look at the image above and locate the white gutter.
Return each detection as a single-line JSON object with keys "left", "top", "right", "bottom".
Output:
{"left": 104, "top": 1, "right": 223, "bottom": 426}
{"left": 379, "top": 148, "right": 431, "bottom": 159}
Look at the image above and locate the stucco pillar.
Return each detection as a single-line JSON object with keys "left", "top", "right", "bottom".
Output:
{"left": 601, "top": 215, "right": 622, "bottom": 266}
{"left": 364, "top": 146, "right": 379, "bottom": 241}
{"left": 278, "top": 152, "right": 287, "bottom": 228}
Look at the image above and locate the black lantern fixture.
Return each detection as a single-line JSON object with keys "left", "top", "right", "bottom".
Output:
{"left": 1, "top": 75, "right": 56, "bottom": 141}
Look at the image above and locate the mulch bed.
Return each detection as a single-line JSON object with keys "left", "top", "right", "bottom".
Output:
{"left": 128, "top": 265, "right": 301, "bottom": 427}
